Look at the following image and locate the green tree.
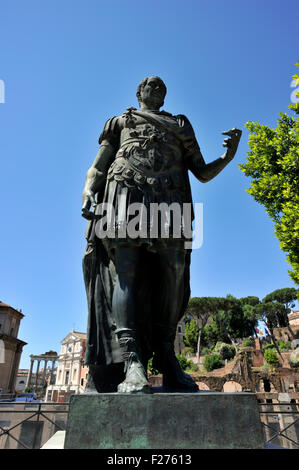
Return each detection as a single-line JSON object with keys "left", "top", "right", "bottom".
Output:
{"left": 239, "top": 63, "right": 299, "bottom": 284}
{"left": 239, "top": 296, "right": 260, "bottom": 338}
{"left": 264, "top": 348, "right": 280, "bottom": 367}
{"left": 199, "top": 295, "right": 259, "bottom": 350}
{"left": 185, "top": 297, "right": 224, "bottom": 363}
{"left": 184, "top": 319, "right": 199, "bottom": 353}
{"left": 241, "top": 337, "right": 255, "bottom": 348}
{"left": 201, "top": 321, "right": 223, "bottom": 349}
{"left": 263, "top": 287, "right": 298, "bottom": 333}
{"left": 239, "top": 296, "right": 260, "bottom": 307}
{"left": 147, "top": 357, "right": 159, "bottom": 375}
{"left": 176, "top": 354, "right": 193, "bottom": 371}
{"left": 203, "top": 353, "right": 222, "bottom": 372}
{"left": 211, "top": 295, "right": 258, "bottom": 352}
{"left": 214, "top": 342, "right": 236, "bottom": 360}
{"left": 254, "top": 302, "right": 285, "bottom": 359}
{"left": 211, "top": 296, "right": 240, "bottom": 352}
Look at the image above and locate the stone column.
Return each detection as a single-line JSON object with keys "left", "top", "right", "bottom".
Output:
{"left": 50, "top": 360, "right": 56, "bottom": 384}
{"left": 26, "top": 359, "right": 34, "bottom": 388}
{"left": 35, "top": 359, "right": 41, "bottom": 389}
{"left": 41, "top": 360, "right": 48, "bottom": 385}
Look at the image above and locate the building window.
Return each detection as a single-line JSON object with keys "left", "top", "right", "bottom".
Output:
{"left": 65, "top": 371, "right": 70, "bottom": 385}
{"left": 81, "top": 378, "right": 84, "bottom": 386}
{"left": 58, "top": 370, "right": 62, "bottom": 382}
{"left": 73, "top": 369, "right": 77, "bottom": 380}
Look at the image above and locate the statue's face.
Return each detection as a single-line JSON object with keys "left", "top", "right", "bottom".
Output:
{"left": 140, "top": 77, "right": 166, "bottom": 108}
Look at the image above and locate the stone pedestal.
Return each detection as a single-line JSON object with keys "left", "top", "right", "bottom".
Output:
{"left": 64, "top": 392, "right": 265, "bottom": 449}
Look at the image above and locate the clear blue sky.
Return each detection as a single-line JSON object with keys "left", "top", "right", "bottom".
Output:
{"left": 0, "top": 0, "right": 298, "bottom": 369}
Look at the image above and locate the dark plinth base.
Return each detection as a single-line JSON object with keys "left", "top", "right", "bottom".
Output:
{"left": 64, "top": 392, "right": 265, "bottom": 449}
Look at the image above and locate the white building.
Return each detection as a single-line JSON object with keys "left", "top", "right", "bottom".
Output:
{"left": 46, "top": 331, "right": 88, "bottom": 402}
{"left": 15, "top": 369, "right": 29, "bottom": 393}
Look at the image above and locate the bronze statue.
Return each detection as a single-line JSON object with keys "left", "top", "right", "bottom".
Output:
{"left": 81, "top": 76, "right": 241, "bottom": 394}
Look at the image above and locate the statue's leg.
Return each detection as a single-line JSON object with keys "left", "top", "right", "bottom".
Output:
{"left": 84, "top": 363, "right": 125, "bottom": 394}
{"left": 113, "top": 245, "right": 151, "bottom": 394}
{"left": 152, "top": 248, "right": 198, "bottom": 391}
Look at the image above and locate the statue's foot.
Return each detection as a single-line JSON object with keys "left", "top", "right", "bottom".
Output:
{"left": 153, "top": 349, "right": 199, "bottom": 392}
{"left": 84, "top": 364, "right": 124, "bottom": 394}
{"left": 163, "top": 371, "right": 199, "bottom": 392}
{"left": 117, "top": 356, "right": 151, "bottom": 394}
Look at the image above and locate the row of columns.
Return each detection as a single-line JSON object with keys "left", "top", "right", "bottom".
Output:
{"left": 26, "top": 355, "right": 57, "bottom": 390}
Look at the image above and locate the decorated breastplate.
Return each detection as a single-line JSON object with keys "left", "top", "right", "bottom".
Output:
{"left": 107, "top": 110, "right": 186, "bottom": 193}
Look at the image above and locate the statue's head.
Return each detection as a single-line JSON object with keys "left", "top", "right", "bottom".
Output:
{"left": 136, "top": 76, "right": 167, "bottom": 109}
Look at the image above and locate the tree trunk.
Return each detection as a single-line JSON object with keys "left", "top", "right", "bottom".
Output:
{"left": 286, "top": 319, "right": 295, "bottom": 340}
{"left": 226, "top": 330, "right": 238, "bottom": 354}
{"left": 196, "top": 329, "right": 202, "bottom": 364}
{"left": 196, "top": 314, "right": 210, "bottom": 364}
{"left": 267, "top": 325, "right": 283, "bottom": 360}
{"left": 222, "top": 324, "right": 238, "bottom": 353}
{"left": 287, "top": 325, "right": 295, "bottom": 339}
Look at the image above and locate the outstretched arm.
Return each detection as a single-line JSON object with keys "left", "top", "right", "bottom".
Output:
{"left": 188, "top": 128, "right": 242, "bottom": 182}
{"left": 81, "top": 139, "right": 115, "bottom": 219}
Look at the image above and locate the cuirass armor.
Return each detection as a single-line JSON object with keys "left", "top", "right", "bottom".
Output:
{"left": 107, "top": 119, "right": 187, "bottom": 195}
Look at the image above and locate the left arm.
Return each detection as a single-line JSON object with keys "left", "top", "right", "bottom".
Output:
{"left": 187, "top": 128, "right": 242, "bottom": 182}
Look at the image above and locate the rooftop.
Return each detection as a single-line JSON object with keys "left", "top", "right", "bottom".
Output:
{"left": 0, "top": 301, "right": 24, "bottom": 317}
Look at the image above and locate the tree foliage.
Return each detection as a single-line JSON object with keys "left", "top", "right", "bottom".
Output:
{"left": 254, "top": 301, "right": 286, "bottom": 331}
{"left": 203, "top": 353, "right": 222, "bottom": 372}
{"left": 209, "top": 295, "right": 258, "bottom": 348}
{"left": 185, "top": 297, "right": 225, "bottom": 362}
{"left": 239, "top": 63, "right": 299, "bottom": 284}
{"left": 194, "top": 295, "right": 258, "bottom": 349}
{"left": 214, "top": 342, "right": 236, "bottom": 360}
{"left": 264, "top": 348, "right": 280, "bottom": 367}
{"left": 262, "top": 287, "right": 298, "bottom": 327}
{"left": 242, "top": 337, "right": 255, "bottom": 348}
{"left": 176, "top": 354, "right": 193, "bottom": 371}
{"left": 184, "top": 319, "right": 199, "bottom": 353}
{"left": 254, "top": 301, "right": 286, "bottom": 358}
{"left": 147, "top": 357, "right": 160, "bottom": 375}
{"left": 239, "top": 296, "right": 260, "bottom": 307}
{"left": 263, "top": 287, "right": 298, "bottom": 309}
